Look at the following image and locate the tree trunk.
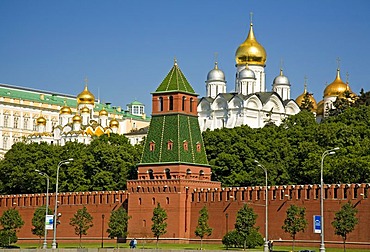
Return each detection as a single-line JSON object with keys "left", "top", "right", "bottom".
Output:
{"left": 79, "top": 234, "right": 82, "bottom": 248}
{"left": 200, "top": 237, "right": 203, "bottom": 250}
{"left": 292, "top": 235, "right": 296, "bottom": 252}
{"left": 156, "top": 236, "right": 159, "bottom": 249}
{"left": 343, "top": 238, "right": 346, "bottom": 252}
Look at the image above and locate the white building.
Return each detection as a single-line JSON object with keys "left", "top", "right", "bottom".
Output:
{"left": 198, "top": 19, "right": 301, "bottom": 130}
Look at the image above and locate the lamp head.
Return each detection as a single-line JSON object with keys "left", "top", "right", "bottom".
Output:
{"left": 68, "top": 158, "right": 74, "bottom": 161}
{"left": 254, "top": 160, "right": 259, "bottom": 164}
{"left": 329, "top": 151, "right": 336, "bottom": 155}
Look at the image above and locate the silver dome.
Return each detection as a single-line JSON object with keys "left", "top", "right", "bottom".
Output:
{"left": 206, "top": 62, "right": 225, "bottom": 81}
{"left": 273, "top": 69, "right": 290, "bottom": 85}
{"left": 239, "top": 67, "right": 255, "bottom": 79}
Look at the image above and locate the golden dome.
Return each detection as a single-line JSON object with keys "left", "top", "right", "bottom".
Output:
{"left": 80, "top": 106, "right": 90, "bottom": 114}
{"left": 72, "top": 114, "right": 82, "bottom": 123}
{"left": 60, "top": 105, "right": 72, "bottom": 115}
{"left": 36, "top": 115, "right": 47, "bottom": 125}
{"left": 295, "top": 82, "right": 318, "bottom": 111}
{"left": 77, "top": 85, "right": 95, "bottom": 105}
{"left": 99, "top": 109, "right": 108, "bottom": 117}
{"left": 235, "top": 22, "right": 267, "bottom": 66}
{"left": 316, "top": 100, "right": 324, "bottom": 116}
{"left": 109, "top": 118, "right": 119, "bottom": 128}
{"left": 324, "top": 69, "right": 352, "bottom": 97}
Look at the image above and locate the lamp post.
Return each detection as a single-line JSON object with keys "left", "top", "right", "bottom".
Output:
{"left": 320, "top": 147, "right": 339, "bottom": 252}
{"left": 101, "top": 214, "right": 105, "bottom": 248}
{"left": 52, "top": 158, "right": 73, "bottom": 249}
{"left": 255, "top": 160, "right": 268, "bottom": 252}
{"left": 36, "top": 170, "right": 50, "bottom": 249}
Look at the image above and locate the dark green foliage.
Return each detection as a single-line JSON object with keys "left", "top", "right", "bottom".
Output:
{"left": 0, "top": 209, "right": 24, "bottom": 247}
{"left": 107, "top": 208, "right": 131, "bottom": 244}
{"left": 31, "top": 206, "right": 53, "bottom": 240}
{"left": 69, "top": 206, "right": 93, "bottom": 247}
{"left": 203, "top": 105, "right": 370, "bottom": 186}
{"left": 222, "top": 228, "right": 263, "bottom": 249}
{"left": 195, "top": 206, "right": 212, "bottom": 249}
{"left": 282, "top": 205, "right": 308, "bottom": 251}
{"left": 0, "top": 134, "right": 141, "bottom": 194}
{"left": 234, "top": 204, "right": 258, "bottom": 250}
{"left": 151, "top": 203, "right": 167, "bottom": 248}
{"left": 331, "top": 202, "right": 358, "bottom": 252}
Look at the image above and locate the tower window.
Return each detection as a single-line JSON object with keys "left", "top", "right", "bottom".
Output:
{"left": 196, "top": 142, "right": 201, "bottom": 152}
{"left": 169, "top": 96, "right": 174, "bottom": 110}
{"left": 159, "top": 97, "right": 164, "bottom": 111}
{"left": 182, "top": 96, "right": 186, "bottom": 111}
{"left": 167, "top": 140, "right": 173, "bottom": 150}
{"left": 183, "top": 140, "right": 188, "bottom": 151}
{"left": 148, "top": 169, "right": 154, "bottom": 180}
{"left": 165, "top": 168, "right": 171, "bottom": 179}
{"left": 190, "top": 98, "right": 194, "bottom": 112}
{"left": 149, "top": 141, "right": 155, "bottom": 151}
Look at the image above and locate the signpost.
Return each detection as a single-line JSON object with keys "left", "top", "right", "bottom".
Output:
{"left": 314, "top": 215, "right": 321, "bottom": 234}
{"left": 45, "top": 215, "right": 54, "bottom": 230}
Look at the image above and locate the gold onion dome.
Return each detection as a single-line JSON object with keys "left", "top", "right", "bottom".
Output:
{"left": 72, "top": 114, "right": 82, "bottom": 123}
{"left": 99, "top": 108, "right": 108, "bottom": 117}
{"left": 295, "top": 82, "right": 317, "bottom": 111}
{"left": 77, "top": 85, "right": 95, "bottom": 105}
{"left": 324, "top": 69, "right": 353, "bottom": 97}
{"left": 80, "top": 106, "right": 90, "bottom": 113}
{"left": 235, "top": 22, "right": 267, "bottom": 66}
{"left": 60, "top": 104, "right": 72, "bottom": 115}
{"left": 36, "top": 115, "right": 47, "bottom": 125}
{"left": 316, "top": 100, "right": 324, "bottom": 116}
{"left": 109, "top": 118, "right": 119, "bottom": 128}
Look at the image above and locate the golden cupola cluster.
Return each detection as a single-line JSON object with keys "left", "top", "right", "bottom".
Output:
{"left": 36, "top": 114, "right": 47, "bottom": 125}
{"left": 295, "top": 82, "right": 318, "bottom": 111}
{"left": 323, "top": 69, "right": 353, "bottom": 97}
{"left": 235, "top": 22, "right": 267, "bottom": 66}
{"left": 77, "top": 85, "right": 95, "bottom": 105}
{"left": 60, "top": 100, "right": 72, "bottom": 115}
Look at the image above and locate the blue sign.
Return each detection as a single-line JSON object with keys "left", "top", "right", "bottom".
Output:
{"left": 314, "top": 215, "right": 321, "bottom": 234}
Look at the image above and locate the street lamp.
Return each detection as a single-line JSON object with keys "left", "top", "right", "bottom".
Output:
{"left": 320, "top": 147, "right": 339, "bottom": 252}
{"left": 254, "top": 160, "right": 269, "bottom": 252}
{"left": 101, "top": 214, "right": 105, "bottom": 248}
{"left": 52, "top": 158, "right": 73, "bottom": 249}
{"left": 36, "top": 170, "right": 50, "bottom": 249}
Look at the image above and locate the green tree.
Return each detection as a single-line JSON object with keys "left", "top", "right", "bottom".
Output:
{"left": 69, "top": 206, "right": 94, "bottom": 247}
{"left": 194, "top": 206, "right": 212, "bottom": 249}
{"left": 31, "top": 206, "right": 53, "bottom": 247}
{"left": 0, "top": 209, "right": 24, "bottom": 247}
{"left": 299, "top": 92, "right": 315, "bottom": 112}
{"left": 151, "top": 203, "right": 167, "bottom": 248}
{"left": 234, "top": 204, "right": 258, "bottom": 250}
{"left": 222, "top": 228, "right": 263, "bottom": 249}
{"left": 331, "top": 202, "right": 358, "bottom": 252}
{"left": 282, "top": 205, "right": 308, "bottom": 251}
{"left": 107, "top": 207, "right": 131, "bottom": 247}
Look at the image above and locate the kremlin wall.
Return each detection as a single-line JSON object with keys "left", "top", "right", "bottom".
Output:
{"left": 0, "top": 183, "right": 369, "bottom": 249}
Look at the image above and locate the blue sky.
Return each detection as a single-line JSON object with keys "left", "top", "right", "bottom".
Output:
{"left": 1, "top": 1, "right": 370, "bottom": 113}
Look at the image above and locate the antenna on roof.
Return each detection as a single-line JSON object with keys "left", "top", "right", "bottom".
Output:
{"left": 250, "top": 12, "right": 253, "bottom": 24}
{"left": 336, "top": 57, "right": 341, "bottom": 70}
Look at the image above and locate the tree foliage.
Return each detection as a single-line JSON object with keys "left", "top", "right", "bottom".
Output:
{"left": 31, "top": 206, "right": 53, "bottom": 242}
{"left": 282, "top": 205, "right": 308, "bottom": 251}
{"left": 222, "top": 229, "right": 263, "bottom": 249}
{"left": 331, "top": 202, "right": 358, "bottom": 252}
{"left": 203, "top": 105, "right": 370, "bottom": 186}
{"left": 0, "top": 209, "right": 24, "bottom": 247}
{"left": 69, "top": 206, "right": 94, "bottom": 247}
{"left": 151, "top": 203, "right": 167, "bottom": 248}
{"left": 0, "top": 134, "right": 141, "bottom": 194}
{"left": 234, "top": 204, "right": 258, "bottom": 250}
{"left": 107, "top": 207, "right": 131, "bottom": 244}
{"left": 195, "top": 206, "right": 212, "bottom": 249}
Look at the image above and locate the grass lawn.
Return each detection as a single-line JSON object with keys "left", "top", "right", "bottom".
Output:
{"left": 17, "top": 242, "right": 370, "bottom": 251}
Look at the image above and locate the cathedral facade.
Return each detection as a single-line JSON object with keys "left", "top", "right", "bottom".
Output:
{"left": 197, "top": 21, "right": 301, "bottom": 130}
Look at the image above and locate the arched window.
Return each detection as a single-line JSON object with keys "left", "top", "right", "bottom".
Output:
{"left": 182, "top": 96, "right": 186, "bottom": 111}
{"left": 167, "top": 140, "right": 173, "bottom": 150}
{"left": 190, "top": 98, "right": 194, "bottom": 112}
{"left": 138, "top": 198, "right": 142, "bottom": 205}
{"left": 183, "top": 140, "right": 188, "bottom": 151}
{"left": 152, "top": 197, "right": 156, "bottom": 205}
{"left": 166, "top": 197, "right": 170, "bottom": 204}
{"left": 169, "top": 96, "right": 174, "bottom": 110}
{"left": 148, "top": 169, "right": 154, "bottom": 180}
{"left": 165, "top": 168, "right": 171, "bottom": 179}
{"left": 159, "top": 97, "right": 164, "bottom": 111}
{"left": 196, "top": 142, "right": 201, "bottom": 152}
{"left": 149, "top": 141, "right": 155, "bottom": 151}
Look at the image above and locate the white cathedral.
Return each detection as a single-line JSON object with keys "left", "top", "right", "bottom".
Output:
{"left": 197, "top": 20, "right": 301, "bottom": 130}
